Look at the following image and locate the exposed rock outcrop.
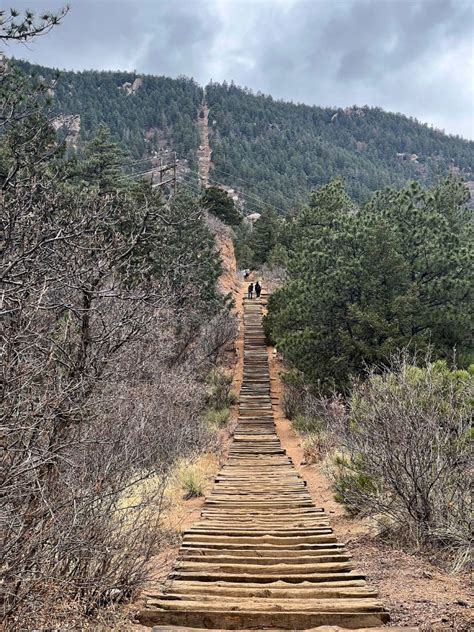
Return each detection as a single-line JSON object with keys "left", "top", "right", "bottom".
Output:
{"left": 465, "top": 180, "right": 474, "bottom": 209}
{"left": 51, "top": 114, "right": 81, "bottom": 149}
{"left": 119, "top": 77, "right": 143, "bottom": 95}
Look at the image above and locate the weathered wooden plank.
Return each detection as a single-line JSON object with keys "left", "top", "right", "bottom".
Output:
{"left": 144, "top": 597, "right": 386, "bottom": 613}
{"left": 139, "top": 608, "right": 389, "bottom": 628}
{"left": 150, "top": 627, "right": 417, "bottom": 632}
{"left": 169, "top": 571, "right": 365, "bottom": 583}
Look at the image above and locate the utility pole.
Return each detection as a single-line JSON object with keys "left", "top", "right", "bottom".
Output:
{"left": 173, "top": 151, "right": 177, "bottom": 195}
{"left": 152, "top": 153, "right": 177, "bottom": 193}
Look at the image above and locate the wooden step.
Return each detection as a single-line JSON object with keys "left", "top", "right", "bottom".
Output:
{"left": 139, "top": 607, "right": 389, "bottom": 628}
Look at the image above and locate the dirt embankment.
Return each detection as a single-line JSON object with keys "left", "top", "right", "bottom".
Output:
{"left": 218, "top": 232, "right": 240, "bottom": 297}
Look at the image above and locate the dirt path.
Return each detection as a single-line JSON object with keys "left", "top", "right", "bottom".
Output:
{"left": 266, "top": 327, "right": 472, "bottom": 631}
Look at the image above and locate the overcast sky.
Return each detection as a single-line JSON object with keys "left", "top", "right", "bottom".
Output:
{"left": 6, "top": 0, "right": 474, "bottom": 139}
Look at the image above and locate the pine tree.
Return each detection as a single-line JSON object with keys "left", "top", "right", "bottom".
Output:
{"left": 76, "top": 124, "right": 126, "bottom": 192}
{"left": 249, "top": 207, "right": 280, "bottom": 265}
{"left": 266, "top": 178, "right": 473, "bottom": 392}
{"left": 201, "top": 186, "right": 242, "bottom": 226}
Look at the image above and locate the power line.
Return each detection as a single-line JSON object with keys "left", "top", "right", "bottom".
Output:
{"left": 118, "top": 167, "right": 156, "bottom": 182}
{"left": 176, "top": 180, "right": 202, "bottom": 198}
{"left": 174, "top": 150, "right": 276, "bottom": 198}
{"left": 201, "top": 172, "right": 288, "bottom": 215}
{"left": 119, "top": 152, "right": 176, "bottom": 171}
{"left": 177, "top": 168, "right": 279, "bottom": 215}
{"left": 177, "top": 173, "right": 202, "bottom": 192}
{"left": 119, "top": 160, "right": 275, "bottom": 214}
{"left": 118, "top": 156, "right": 178, "bottom": 191}
{"left": 173, "top": 150, "right": 292, "bottom": 214}
{"left": 122, "top": 162, "right": 176, "bottom": 181}
{"left": 179, "top": 182, "right": 200, "bottom": 196}
{"left": 116, "top": 148, "right": 291, "bottom": 217}
{"left": 209, "top": 165, "right": 267, "bottom": 191}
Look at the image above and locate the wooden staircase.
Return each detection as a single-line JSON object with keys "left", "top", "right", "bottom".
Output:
{"left": 139, "top": 299, "right": 406, "bottom": 630}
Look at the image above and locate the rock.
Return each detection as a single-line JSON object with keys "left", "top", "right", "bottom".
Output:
{"left": 132, "top": 77, "right": 143, "bottom": 92}
{"left": 455, "top": 599, "right": 469, "bottom": 607}
{"left": 51, "top": 114, "right": 81, "bottom": 150}
{"left": 120, "top": 77, "right": 143, "bottom": 95}
{"left": 422, "top": 570, "right": 433, "bottom": 579}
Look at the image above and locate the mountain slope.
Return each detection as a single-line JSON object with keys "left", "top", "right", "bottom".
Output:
{"left": 13, "top": 59, "right": 474, "bottom": 210}
{"left": 207, "top": 81, "right": 473, "bottom": 209}
{"left": 14, "top": 59, "right": 203, "bottom": 164}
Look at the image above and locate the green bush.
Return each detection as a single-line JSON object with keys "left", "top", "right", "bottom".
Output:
{"left": 177, "top": 463, "right": 206, "bottom": 499}
{"left": 201, "top": 186, "right": 242, "bottom": 226}
{"left": 331, "top": 356, "right": 472, "bottom": 568}
{"left": 266, "top": 178, "right": 473, "bottom": 393}
{"left": 292, "top": 413, "right": 324, "bottom": 435}
{"left": 207, "top": 369, "right": 236, "bottom": 410}
{"left": 204, "top": 407, "right": 230, "bottom": 430}
{"left": 331, "top": 454, "right": 379, "bottom": 515}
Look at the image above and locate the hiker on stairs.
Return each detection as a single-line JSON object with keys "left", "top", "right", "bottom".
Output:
{"left": 247, "top": 282, "right": 254, "bottom": 299}
{"left": 255, "top": 281, "right": 262, "bottom": 298}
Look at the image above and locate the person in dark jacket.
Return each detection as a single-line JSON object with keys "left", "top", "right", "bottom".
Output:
{"left": 255, "top": 281, "right": 262, "bottom": 298}
{"left": 247, "top": 283, "right": 254, "bottom": 299}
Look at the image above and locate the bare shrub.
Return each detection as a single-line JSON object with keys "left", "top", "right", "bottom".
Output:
{"left": 282, "top": 377, "right": 342, "bottom": 463}
{"left": 1, "top": 273, "right": 230, "bottom": 627}
{"left": 205, "top": 211, "right": 234, "bottom": 240}
{"left": 282, "top": 374, "right": 341, "bottom": 432}
{"left": 0, "top": 59, "right": 236, "bottom": 627}
{"left": 329, "top": 356, "right": 472, "bottom": 569}
{"left": 259, "top": 263, "right": 287, "bottom": 290}
{"left": 281, "top": 373, "right": 306, "bottom": 419}
{"left": 170, "top": 308, "right": 237, "bottom": 371}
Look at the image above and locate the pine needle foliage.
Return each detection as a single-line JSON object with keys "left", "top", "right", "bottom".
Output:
{"left": 266, "top": 178, "right": 473, "bottom": 392}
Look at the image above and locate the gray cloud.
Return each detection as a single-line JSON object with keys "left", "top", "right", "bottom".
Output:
{"left": 6, "top": 0, "right": 474, "bottom": 138}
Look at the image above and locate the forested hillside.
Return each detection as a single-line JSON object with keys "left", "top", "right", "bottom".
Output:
{"left": 14, "top": 59, "right": 203, "bottom": 162}
{"left": 11, "top": 60, "right": 474, "bottom": 209}
{"left": 207, "top": 82, "right": 474, "bottom": 208}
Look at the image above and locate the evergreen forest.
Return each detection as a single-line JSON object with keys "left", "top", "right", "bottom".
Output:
{"left": 12, "top": 59, "right": 474, "bottom": 210}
